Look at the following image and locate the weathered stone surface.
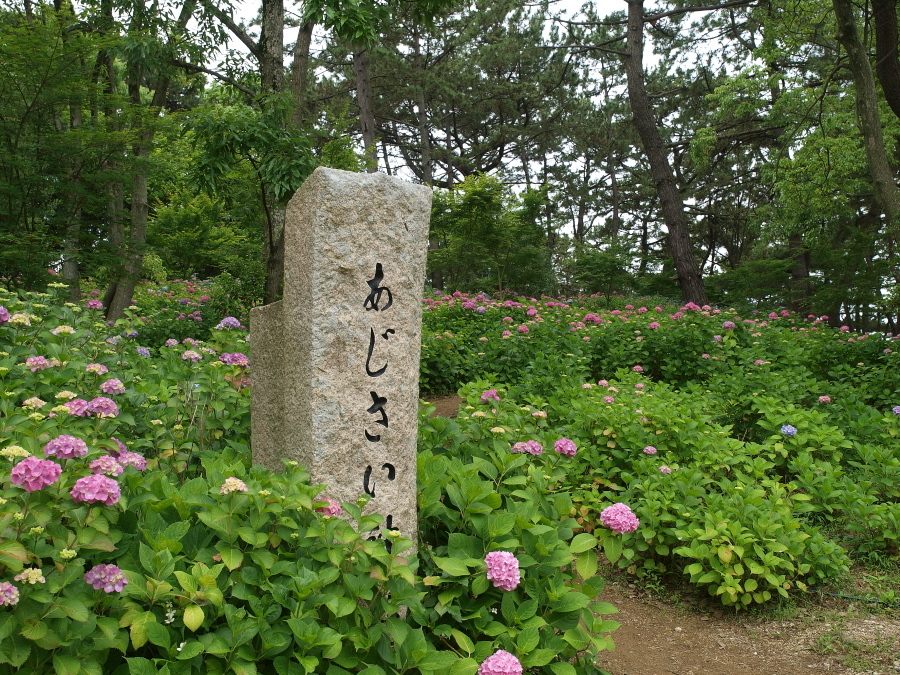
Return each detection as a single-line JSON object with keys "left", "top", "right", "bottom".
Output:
{"left": 251, "top": 167, "right": 431, "bottom": 544}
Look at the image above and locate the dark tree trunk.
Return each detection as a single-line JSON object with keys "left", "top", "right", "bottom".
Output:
{"left": 834, "top": 0, "right": 900, "bottom": 238}
{"left": 354, "top": 49, "right": 378, "bottom": 172}
{"left": 260, "top": 0, "right": 284, "bottom": 95}
{"left": 789, "top": 233, "right": 812, "bottom": 313}
{"left": 290, "top": 20, "right": 315, "bottom": 129}
{"left": 623, "top": 0, "right": 706, "bottom": 304}
{"left": 413, "top": 28, "right": 432, "bottom": 185}
{"left": 873, "top": 0, "right": 900, "bottom": 120}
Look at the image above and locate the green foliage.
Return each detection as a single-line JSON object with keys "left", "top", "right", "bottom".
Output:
{"left": 429, "top": 176, "right": 553, "bottom": 295}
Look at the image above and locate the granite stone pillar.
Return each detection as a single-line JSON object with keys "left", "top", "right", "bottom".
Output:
{"left": 251, "top": 167, "right": 431, "bottom": 544}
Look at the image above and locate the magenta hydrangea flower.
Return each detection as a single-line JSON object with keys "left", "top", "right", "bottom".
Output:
{"left": 722, "top": 321, "right": 736, "bottom": 330}
{"left": 480, "top": 389, "right": 501, "bottom": 403}
{"left": 600, "top": 503, "right": 640, "bottom": 534}
{"left": 43, "top": 435, "right": 89, "bottom": 459}
{"left": 0, "top": 307, "right": 9, "bottom": 325}
{"left": 554, "top": 438, "right": 577, "bottom": 457}
{"left": 0, "top": 582, "right": 19, "bottom": 606}
{"left": 117, "top": 451, "right": 147, "bottom": 471}
{"left": 84, "top": 564, "right": 127, "bottom": 593}
{"left": 90, "top": 455, "right": 124, "bottom": 477}
{"left": 88, "top": 396, "right": 119, "bottom": 418}
{"left": 99, "top": 378, "right": 125, "bottom": 395}
{"left": 643, "top": 445, "right": 657, "bottom": 455}
{"left": 516, "top": 325, "right": 529, "bottom": 334}
{"left": 648, "top": 321, "right": 660, "bottom": 329}
{"left": 71, "top": 474, "right": 121, "bottom": 505}
{"left": 86, "top": 299, "right": 103, "bottom": 310}
{"left": 11, "top": 457, "right": 62, "bottom": 492}
{"left": 315, "top": 497, "right": 343, "bottom": 517}
{"left": 511, "top": 440, "right": 543, "bottom": 455}
{"left": 485, "top": 551, "right": 521, "bottom": 591}
{"left": 478, "top": 650, "right": 522, "bottom": 675}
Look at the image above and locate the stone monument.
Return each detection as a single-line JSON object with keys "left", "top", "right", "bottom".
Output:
{"left": 251, "top": 167, "right": 431, "bottom": 545}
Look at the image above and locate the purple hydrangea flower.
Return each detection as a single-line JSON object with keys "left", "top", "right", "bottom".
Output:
{"left": 43, "top": 435, "right": 88, "bottom": 459}
{"left": 66, "top": 398, "right": 91, "bottom": 417}
{"left": 554, "top": 438, "right": 577, "bottom": 457}
{"left": 0, "top": 306, "right": 9, "bottom": 324}
{"left": 84, "top": 564, "right": 128, "bottom": 593}
{"left": 215, "top": 317, "right": 242, "bottom": 330}
{"left": 600, "top": 503, "right": 640, "bottom": 534}
{"left": 220, "top": 352, "right": 249, "bottom": 366}
{"left": 86, "top": 299, "right": 103, "bottom": 310}
{"left": 182, "top": 350, "right": 202, "bottom": 362}
{"left": 71, "top": 474, "right": 120, "bottom": 505}
{"left": 643, "top": 445, "right": 657, "bottom": 455}
{"left": 136, "top": 347, "right": 150, "bottom": 357}
{"left": 781, "top": 424, "right": 797, "bottom": 437}
{"left": 892, "top": 405, "right": 900, "bottom": 415}
{"left": 11, "top": 457, "right": 62, "bottom": 492}
{"left": 164, "top": 339, "right": 179, "bottom": 347}
{"left": 480, "top": 389, "right": 501, "bottom": 403}
{"left": 485, "top": 551, "right": 521, "bottom": 591}
{"left": 722, "top": 321, "right": 736, "bottom": 330}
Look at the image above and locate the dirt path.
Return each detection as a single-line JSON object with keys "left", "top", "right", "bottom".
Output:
{"left": 420, "top": 393, "right": 900, "bottom": 675}
{"left": 594, "top": 582, "right": 900, "bottom": 675}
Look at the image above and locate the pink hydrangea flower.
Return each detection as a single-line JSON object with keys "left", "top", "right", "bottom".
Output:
{"left": 23, "top": 397, "right": 47, "bottom": 408}
{"left": 71, "top": 474, "right": 120, "bottom": 505}
{"left": 88, "top": 396, "right": 119, "bottom": 418}
{"left": 554, "top": 438, "right": 577, "bottom": 457}
{"left": 84, "top": 564, "right": 127, "bottom": 593}
{"left": 632, "top": 365, "right": 644, "bottom": 372}
{"left": 511, "top": 440, "right": 543, "bottom": 455}
{"left": 643, "top": 446, "right": 657, "bottom": 455}
{"left": 25, "top": 356, "right": 51, "bottom": 372}
{"left": 66, "top": 398, "right": 92, "bottom": 416}
{"left": 315, "top": 496, "right": 343, "bottom": 516}
{"left": 480, "top": 389, "right": 501, "bottom": 403}
{"left": 501, "top": 330, "right": 511, "bottom": 338}
{"left": 659, "top": 466, "right": 672, "bottom": 474}
{"left": 600, "top": 503, "right": 640, "bottom": 534}
{"left": 85, "top": 363, "right": 108, "bottom": 375}
{"left": 11, "top": 457, "right": 62, "bottom": 492}
{"left": 165, "top": 339, "right": 179, "bottom": 347}
{"left": 516, "top": 325, "right": 529, "bottom": 334}
{"left": 182, "top": 350, "right": 202, "bottom": 362}
{"left": 478, "top": 650, "right": 522, "bottom": 675}
{"left": 100, "top": 378, "right": 125, "bottom": 395}
{"left": 86, "top": 299, "right": 103, "bottom": 310}
{"left": 485, "top": 551, "right": 520, "bottom": 591}
{"left": 648, "top": 321, "right": 660, "bottom": 329}
{"left": 818, "top": 395, "right": 832, "bottom": 404}
{"left": 701, "top": 353, "right": 710, "bottom": 359}
{"left": 117, "top": 451, "right": 147, "bottom": 471}
{"left": 722, "top": 321, "right": 736, "bottom": 330}
{"left": 598, "top": 380, "right": 609, "bottom": 386}
{"left": 44, "top": 435, "right": 88, "bottom": 459}
{"left": 603, "top": 396, "right": 615, "bottom": 404}
{"left": 0, "top": 582, "right": 19, "bottom": 606}
{"left": 91, "top": 455, "right": 124, "bottom": 477}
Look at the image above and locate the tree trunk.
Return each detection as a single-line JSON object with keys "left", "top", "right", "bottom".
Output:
{"left": 260, "top": 0, "right": 284, "bottom": 95}
{"left": 412, "top": 28, "right": 432, "bottom": 185}
{"left": 833, "top": 0, "right": 900, "bottom": 238}
{"left": 873, "top": 0, "right": 900, "bottom": 120}
{"left": 788, "top": 233, "right": 812, "bottom": 313}
{"left": 623, "top": 0, "right": 706, "bottom": 304}
{"left": 290, "top": 20, "right": 315, "bottom": 128}
{"left": 354, "top": 49, "right": 378, "bottom": 172}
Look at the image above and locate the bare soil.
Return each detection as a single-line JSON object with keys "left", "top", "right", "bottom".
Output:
{"left": 420, "top": 393, "right": 900, "bottom": 675}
